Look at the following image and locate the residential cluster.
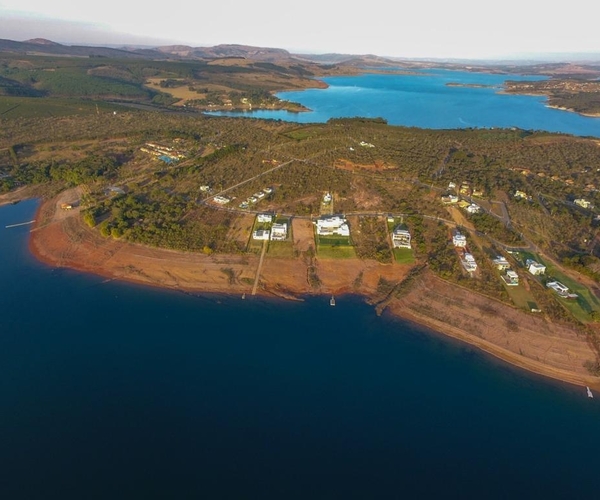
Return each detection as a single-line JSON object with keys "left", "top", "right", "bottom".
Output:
{"left": 252, "top": 213, "right": 289, "bottom": 242}
{"left": 493, "top": 255, "right": 519, "bottom": 286}
{"left": 452, "top": 229, "right": 477, "bottom": 273}
{"left": 239, "top": 187, "right": 273, "bottom": 209}
{"left": 140, "top": 142, "right": 186, "bottom": 163}
{"left": 441, "top": 181, "right": 482, "bottom": 213}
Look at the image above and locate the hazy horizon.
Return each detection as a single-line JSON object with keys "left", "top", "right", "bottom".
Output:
{"left": 2, "top": 1, "right": 600, "bottom": 62}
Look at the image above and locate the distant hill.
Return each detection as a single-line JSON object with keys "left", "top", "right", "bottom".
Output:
{"left": 0, "top": 38, "right": 157, "bottom": 59}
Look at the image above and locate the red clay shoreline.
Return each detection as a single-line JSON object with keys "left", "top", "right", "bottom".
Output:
{"left": 21, "top": 194, "right": 600, "bottom": 391}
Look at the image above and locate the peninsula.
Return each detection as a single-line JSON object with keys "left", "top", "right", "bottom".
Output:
{"left": 2, "top": 41, "right": 600, "bottom": 390}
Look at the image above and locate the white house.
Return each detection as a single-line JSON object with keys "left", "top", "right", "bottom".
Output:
{"left": 270, "top": 223, "right": 288, "bottom": 241}
{"left": 461, "top": 253, "right": 478, "bottom": 272}
{"left": 502, "top": 270, "right": 519, "bottom": 286}
{"left": 526, "top": 259, "right": 546, "bottom": 276}
{"left": 493, "top": 256, "right": 510, "bottom": 270}
{"left": 466, "top": 203, "right": 481, "bottom": 214}
{"left": 213, "top": 195, "right": 231, "bottom": 205}
{"left": 257, "top": 213, "right": 273, "bottom": 223}
{"left": 452, "top": 231, "right": 467, "bottom": 248}
{"left": 315, "top": 215, "right": 349, "bottom": 237}
{"left": 442, "top": 194, "right": 459, "bottom": 204}
{"left": 252, "top": 229, "right": 270, "bottom": 240}
{"left": 392, "top": 226, "right": 411, "bottom": 249}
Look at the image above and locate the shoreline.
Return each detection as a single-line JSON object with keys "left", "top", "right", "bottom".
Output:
{"left": 23, "top": 194, "right": 600, "bottom": 391}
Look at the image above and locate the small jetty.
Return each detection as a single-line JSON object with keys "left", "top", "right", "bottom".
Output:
{"left": 330, "top": 295, "right": 336, "bottom": 306}
{"left": 587, "top": 386, "right": 593, "bottom": 398}
{"left": 5, "top": 220, "right": 35, "bottom": 229}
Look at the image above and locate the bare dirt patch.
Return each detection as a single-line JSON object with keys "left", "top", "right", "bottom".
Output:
{"left": 388, "top": 270, "right": 599, "bottom": 387}
{"left": 334, "top": 158, "right": 395, "bottom": 172}
{"left": 227, "top": 213, "right": 255, "bottom": 249}
{"left": 291, "top": 218, "right": 315, "bottom": 252}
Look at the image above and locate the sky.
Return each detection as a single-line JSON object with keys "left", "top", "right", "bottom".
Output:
{"left": 1, "top": 0, "right": 599, "bottom": 60}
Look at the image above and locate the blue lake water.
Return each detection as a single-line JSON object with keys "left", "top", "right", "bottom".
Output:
{"left": 2, "top": 200, "right": 600, "bottom": 499}
{"left": 209, "top": 69, "right": 600, "bottom": 137}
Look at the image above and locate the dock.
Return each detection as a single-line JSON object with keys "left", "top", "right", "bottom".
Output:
{"left": 5, "top": 220, "right": 35, "bottom": 229}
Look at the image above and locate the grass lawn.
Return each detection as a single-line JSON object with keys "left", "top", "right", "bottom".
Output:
{"left": 317, "top": 244, "right": 356, "bottom": 259}
{"left": 543, "top": 264, "right": 600, "bottom": 322}
{"left": 393, "top": 247, "right": 415, "bottom": 264}
{"left": 512, "top": 251, "right": 600, "bottom": 322}
{"left": 504, "top": 283, "right": 538, "bottom": 311}
{"left": 316, "top": 232, "right": 355, "bottom": 258}
{"left": 268, "top": 240, "right": 294, "bottom": 258}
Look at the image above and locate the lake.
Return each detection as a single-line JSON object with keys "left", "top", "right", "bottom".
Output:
{"left": 1, "top": 199, "right": 599, "bottom": 499}
{"left": 209, "top": 68, "right": 600, "bottom": 137}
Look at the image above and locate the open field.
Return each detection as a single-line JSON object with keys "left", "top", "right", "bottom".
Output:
{"left": 0, "top": 96, "right": 126, "bottom": 118}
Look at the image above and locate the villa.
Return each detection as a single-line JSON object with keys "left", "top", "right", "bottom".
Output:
{"left": 270, "top": 223, "right": 288, "bottom": 241}
{"left": 452, "top": 230, "right": 467, "bottom": 248}
{"left": 547, "top": 280, "right": 578, "bottom": 298}
{"left": 493, "top": 256, "right": 510, "bottom": 270}
{"left": 526, "top": 259, "right": 546, "bottom": 276}
{"left": 257, "top": 213, "right": 273, "bottom": 223}
{"left": 315, "top": 215, "right": 350, "bottom": 237}
{"left": 502, "top": 270, "right": 519, "bottom": 286}
{"left": 252, "top": 229, "right": 270, "bottom": 240}
{"left": 212, "top": 195, "right": 231, "bottom": 205}
{"left": 461, "top": 252, "right": 478, "bottom": 272}
{"left": 392, "top": 226, "right": 411, "bottom": 249}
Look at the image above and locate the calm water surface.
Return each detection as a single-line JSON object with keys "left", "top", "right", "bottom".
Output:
{"left": 1, "top": 201, "right": 600, "bottom": 498}
{"left": 209, "top": 69, "right": 600, "bottom": 137}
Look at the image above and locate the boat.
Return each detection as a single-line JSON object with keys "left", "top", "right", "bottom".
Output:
{"left": 330, "top": 295, "right": 335, "bottom": 306}
{"left": 587, "top": 386, "right": 593, "bottom": 398}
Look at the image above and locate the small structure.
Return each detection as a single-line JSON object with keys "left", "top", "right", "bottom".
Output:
{"left": 270, "top": 223, "right": 288, "bottom": 241}
{"left": 493, "top": 256, "right": 510, "bottom": 270}
{"left": 323, "top": 192, "right": 332, "bottom": 204}
{"left": 461, "top": 252, "right": 478, "bottom": 272}
{"left": 263, "top": 187, "right": 273, "bottom": 195}
{"left": 452, "top": 230, "right": 467, "bottom": 248}
{"left": 392, "top": 225, "right": 411, "bottom": 249}
{"left": 60, "top": 203, "right": 73, "bottom": 210}
{"left": 256, "top": 213, "right": 273, "bottom": 224}
{"left": 574, "top": 198, "right": 592, "bottom": 209}
{"left": 252, "top": 229, "right": 270, "bottom": 240}
{"left": 213, "top": 195, "right": 231, "bottom": 205}
{"left": 547, "top": 280, "right": 578, "bottom": 299}
{"left": 466, "top": 203, "right": 481, "bottom": 214}
{"left": 442, "top": 194, "right": 459, "bottom": 204}
{"left": 105, "top": 186, "right": 126, "bottom": 196}
{"left": 502, "top": 270, "right": 519, "bottom": 286}
{"left": 526, "top": 259, "right": 546, "bottom": 276}
{"left": 514, "top": 190, "right": 530, "bottom": 201}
